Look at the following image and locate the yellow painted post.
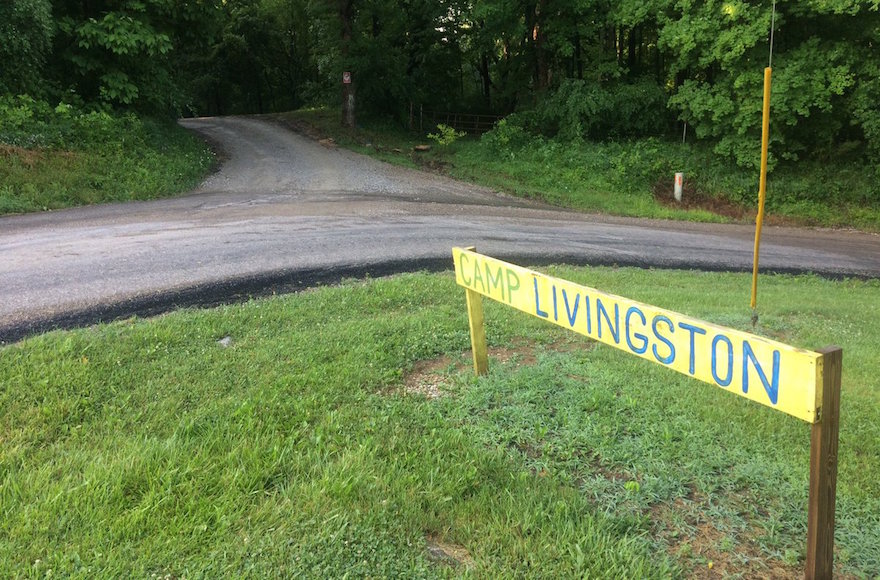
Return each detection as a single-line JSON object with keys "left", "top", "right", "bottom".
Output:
{"left": 465, "top": 288, "right": 489, "bottom": 376}
{"left": 462, "top": 247, "right": 488, "bottom": 376}
{"left": 751, "top": 66, "right": 773, "bottom": 310}
{"left": 806, "top": 346, "right": 842, "bottom": 579}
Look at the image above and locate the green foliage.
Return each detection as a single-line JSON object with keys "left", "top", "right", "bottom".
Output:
{"left": 0, "top": 95, "right": 138, "bottom": 150}
{"left": 481, "top": 116, "right": 535, "bottom": 154}
{"left": 534, "top": 78, "right": 671, "bottom": 141}
{"left": 292, "top": 107, "right": 879, "bottom": 230}
{"left": 44, "top": 0, "right": 220, "bottom": 114}
{"left": 0, "top": 0, "right": 53, "bottom": 96}
{"left": 427, "top": 124, "right": 466, "bottom": 147}
{"left": 0, "top": 96, "right": 214, "bottom": 214}
{"left": 1, "top": 0, "right": 875, "bottom": 175}
{"left": 663, "top": 0, "right": 880, "bottom": 168}
{"left": 255, "top": 0, "right": 878, "bottom": 174}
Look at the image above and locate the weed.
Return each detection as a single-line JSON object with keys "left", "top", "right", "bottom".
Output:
{"left": 427, "top": 124, "right": 466, "bottom": 147}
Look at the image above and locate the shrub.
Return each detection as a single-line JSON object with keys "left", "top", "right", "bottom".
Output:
{"left": 0, "top": 95, "right": 147, "bottom": 151}
{"left": 534, "top": 78, "right": 671, "bottom": 142}
{"left": 427, "top": 124, "right": 466, "bottom": 147}
{"left": 481, "top": 116, "right": 536, "bottom": 154}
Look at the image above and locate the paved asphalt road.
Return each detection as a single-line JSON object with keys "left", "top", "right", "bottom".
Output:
{"left": 2, "top": 115, "right": 879, "bottom": 343}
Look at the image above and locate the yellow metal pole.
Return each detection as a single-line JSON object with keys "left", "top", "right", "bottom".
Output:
{"left": 750, "top": 66, "right": 772, "bottom": 310}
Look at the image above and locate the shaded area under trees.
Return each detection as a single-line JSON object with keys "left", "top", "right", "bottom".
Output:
{"left": 2, "top": 0, "right": 879, "bottom": 170}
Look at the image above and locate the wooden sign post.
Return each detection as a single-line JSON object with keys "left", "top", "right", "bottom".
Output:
{"left": 453, "top": 248, "right": 842, "bottom": 577}
{"left": 806, "top": 346, "right": 842, "bottom": 580}
{"left": 463, "top": 248, "right": 488, "bottom": 376}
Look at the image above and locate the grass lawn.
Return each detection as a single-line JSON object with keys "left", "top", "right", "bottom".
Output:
{"left": 277, "top": 108, "right": 880, "bottom": 232}
{"left": 1, "top": 268, "right": 879, "bottom": 577}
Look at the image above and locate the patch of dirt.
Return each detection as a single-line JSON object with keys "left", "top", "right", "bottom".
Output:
{"left": 652, "top": 178, "right": 750, "bottom": 221}
{"left": 0, "top": 144, "right": 45, "bottom": 168}
{"left": 669, "top": 520, "right": 800, "bottom": 579}
{"left": 404, "top": 356, "right": 455, "bottom": 399}
{"left": 425, "top": 534, "right": 474, "bottom": 569}
{"left": 267, "top": 114, "right": 330, "bottom": 142}
{"left": 400, "top": 338, "right": 585, "bottom": 399}
{"left": 415, "top": 158, "right": 450, "bottom": 173}
{"left": 488, "top": 343, "right": 542, "bottom": 366}
{"left": 651, "top": 178, "right": 814, "bottom": 227}
{"left": 647, "top": 489, "right": 858, "bottom": 579}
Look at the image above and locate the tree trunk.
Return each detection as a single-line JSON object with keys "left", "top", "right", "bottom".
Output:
{"left": 628, "top": 26, "right": 637, "bottom": 73}
{"left": 481, "top": 52, "right": 491, "bottom": 109}
{"left": 255, "top": 73, "right": 264, "bottom": 114}
{"left": 532, "top": 0, "right": 549, "bottom": 90}
{"left": 340, "top": 0, "right": 355, "bottom": 128}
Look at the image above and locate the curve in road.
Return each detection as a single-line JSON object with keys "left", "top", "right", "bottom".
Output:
{"left": 2, "top": 115, "right": 878, "bottom": 343}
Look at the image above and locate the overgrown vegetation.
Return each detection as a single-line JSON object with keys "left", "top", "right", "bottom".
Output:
{"left": 1, "top": 269, "right": 878, "bottom": 576}
{"left": 279, "top": 109, "right": 880, "bottom": 231}
{"left": 0, "top": 96, "right": 214, "bottom": 214}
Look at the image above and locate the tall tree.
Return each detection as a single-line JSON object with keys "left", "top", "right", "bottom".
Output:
{"left": 340, "top": 0, "right": 355, "bottom": 127}
{"left": 46, "top": 0, "right": 220, "bottom": 113}
{"left": 0, "top": 0, "right": 54, "bottom": 96}
{"left": 663, "top": 0, "right": 880, "bottom": 166}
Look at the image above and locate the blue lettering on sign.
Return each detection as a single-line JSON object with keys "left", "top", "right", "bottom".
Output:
{"left": 711, "top": 334, "right": 733, "bottom": 387}
{"left": 584, "top": 294, "right": 592, "bottom": 334}
{"left": 562, "top": 289, "right": 580, "bottom": 328}
{"left": 678, "top": 322, "right": 707, "bottom": 375}
{"left": 625, "top": 306, "right": 648, "bottom": 354}
{"left": 596, "top": 298, "right": 620, "bottom": 344}
{"left": 534, "top": 278, "right": 549, "bottom": 318}
{"left": 552, "top": 285, "right": 559, "bottom": 322}
{"left": 743, "top": 341, "right": 780, "bottom": 404}
{"left": 652, "top": 315, "right": 675, "bottom": 364}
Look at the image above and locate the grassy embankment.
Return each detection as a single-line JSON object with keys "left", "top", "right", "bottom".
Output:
{"left": 277, "top": 108, "right": 880, "bottom": 232}
{"left": 0, "top": 98, "right": 214, "bottom": 215}
{"left": 2, "top": 268, "right": 878, "bottom": 577}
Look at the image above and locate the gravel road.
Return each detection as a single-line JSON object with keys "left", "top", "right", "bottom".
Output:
{"left": 1, "top": 115, "right": 878, "bottom": 342}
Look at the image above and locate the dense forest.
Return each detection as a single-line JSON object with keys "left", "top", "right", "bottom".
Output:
{"left": 2, "top": 0, "right": 879, "bottom": 169}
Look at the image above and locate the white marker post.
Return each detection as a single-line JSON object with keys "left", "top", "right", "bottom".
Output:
{"left": 674, "top": 172, "right": 684, "bottom": 202}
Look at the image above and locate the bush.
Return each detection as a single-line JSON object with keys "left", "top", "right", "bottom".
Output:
{"left": 533, "top": 78, "right": 671, "bottom": 142}
{"left": 427, "top": 124, "right": 466, "bottom": 147}
{"left": 481, "top": 115, "right": 536, "bottom": 154}
{"left": 0, "top": 95, "right": 147, "bottom": 151}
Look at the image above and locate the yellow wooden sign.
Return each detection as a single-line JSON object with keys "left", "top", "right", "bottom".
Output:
{"left": 453, "top": 247, "right": 824, "bottom": 423}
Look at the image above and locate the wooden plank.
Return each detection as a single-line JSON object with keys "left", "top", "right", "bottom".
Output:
{"left": 805, "top": 346, "right": 842, "bottom": 579}
{"left": 452, "top": 248, "right": 822, "bottom": 422}
{"left": 465, "top": 287, "right": 488, "bottom": 376}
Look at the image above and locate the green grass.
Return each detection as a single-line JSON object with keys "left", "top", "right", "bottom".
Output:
{"left": 279, "top": 108, "right": 880, "bottom": 232}
{"left": 2, "top": 268, "right": 879, "bottom": 576}
{"left": 0, "top": 119, "right": 214, "bottom": 215}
